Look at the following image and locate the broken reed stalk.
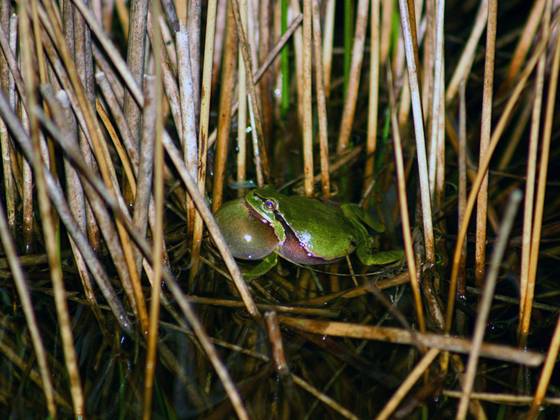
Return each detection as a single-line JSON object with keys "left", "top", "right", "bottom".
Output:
{"left": 337, "top": 0, "right": 369, "bottom": 154}
{"left": 19, "top": 3, "right": 84, "bottom": 415}
{"left": 190, "top": 0, "right": 217, "bottom": 279}
{"left": 397, "top": 0, "right": 435, "bottom": 265}
{"left": 474, "top": 0, "right": 497, "bottom": 287}
{"left": 302, "top": 0, "right": 313, "bottom": 196}
{"left": 311, "top": 0, "right": 330, "bottom": 199}
{"left": 519, "top": 1, "right": 549, "bottom": 330}
{"left": 0, "top": 200, "right": 56, "bottom": 415}
{"left": 142, "top": 3, "right": 165, "bottom": 415}
{"left": 363, "top": 0, "right": 379, "bottom": 195}
{"left": 376, "top": 349, "right": 440, "bottom": 420}
{"left": 445, "top": 38, "right": 547, "bottom": 336}
{"left": 519, "top": 19, "right": 560, "bottom": 341}
{"left": 456, "top": 190, "right": 522, "bottom": 420}
{"left": 387, "top": 67, "right": 425, "bottom": 333}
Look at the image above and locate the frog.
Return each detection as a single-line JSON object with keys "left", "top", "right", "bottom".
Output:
{"left": 215, "top": 186, "right": 403, "bottom": 278}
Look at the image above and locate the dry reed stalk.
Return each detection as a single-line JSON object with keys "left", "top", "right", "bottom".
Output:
{"left": 497, "top": 101, "right": 532, "bottom": 171}
{"left": 212, "top": 0, "right": 227, "bottom": 90}
{"left": 0, "top": 95, "right": 132, "bottom": 331}
{"left": 376, "top": 349, "right": 440, "bottom": 420}
{"left": 474, "top": 0, "right": 497, "bottom": 287}
{"left": 421, "top": 0, "right": 434, "bottom": 119}
{"left": 19, "top": 4, "right": 84, "bottom": 414}
{"left": 142, "top": 7, "right": 165, "bottom": 414}
{"left": 0, "top": 199, "right": 56, "bottom": 416}
{"left": 188, "top": 295, "right": 339, "bottom": 317}
{"left": 443, "top": 390, "right": 560, "bottom": 406}
{"left": 446, "top": 0, "right": 487, "bottom": 103}
{"left": 290, "top": 0, "right": 304, "bottom": 126}
{"left": 500, "top": 0, "right": 546, "bottom": 94}
{"left": 428, "top": 0, "right": 445, "bottom": 198}
{"left": 397, "top": 0, "right": 435, "bottom": 265}
{"left": 258, "top": 0, "right": 272, "bottom": 141}
{"left": 292, "top": 374, "right": 359, "bottom": 420}
{"left": 278, "top": 316, "right": 543, "bottom": 366}
{"left": 264, "top": 312, "right": 290, "bottom": 375}
{"left": 336, "top": 0, "right": 369, "bottom": 154}
{"left": 132, "top": 78, "right": 156, "bottom": 280}
{"left": 123, "top": 0, "right": 148, "bottom": 142}
{"left": 47, "top": 89, "right": 104, "bottom": 327}
{"left": 237, "top": 0, "right": 248, "bottom": 193}
{"left": 207, "top": 12, "right": 303, "bottom": 149}
{"left": 302, "top": 0, "right": 313, "bottom": 196}
{"left": 519, "top": 6, "right": 548, "bottom": 329}
{"left": 457, "top": 81, "right": 467, "bottom": 299}
{"left": 388, "top": 67, "right": 426, "bottom": 333}
{"left": 212, "top": 1, "right": 237, "bottom": 212}
{"left": 42, "top": 0, "right": 149, "bottom": 330}
{"left": 322, "top": 0, "right": 335, "bottom": 96}
{"left": 363, "top": 0, "right": 379, "bottom": 195}
{"left": 380, "top": 0, "right": 393, "bottom": 64}
{"left": 519, "top": 19, "right": 560, "bottom": 342}
{"left": 528, "top": 315, "right": 560, "bottom": 418}
{"left": 115, "top": 0, "right": 129, "bottom": 37}
{"left": 444, "top": 38, "right": 547, "bottom": 336}
{"left": 233, "top": 0, "right": 269, "bottom": 184}
{"left": 176, "top": 28, "right": 199, "bottom": 239}
{"left": 0, "top": 2, "right": 15, "bottom": 233}
{"left": 190, "top": 0, "right": 217, "bottom": 279}
{"left": 456, "top": 191, "right": 522, "bottom": 420}
{"left": 311, "top": 0, "right": 330, "bottom": 198}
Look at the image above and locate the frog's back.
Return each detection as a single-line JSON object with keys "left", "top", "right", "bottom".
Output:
{"left": 277, "top": 196, "right": 357, "bottom": 260}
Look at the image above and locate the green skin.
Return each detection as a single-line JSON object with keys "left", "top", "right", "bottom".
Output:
{"left": 216, "top": 187, "right": 403, "bottom": 277}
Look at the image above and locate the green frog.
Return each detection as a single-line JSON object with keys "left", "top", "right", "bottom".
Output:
{"left": 215, "top": 186, "right": 403, "bottom": 277}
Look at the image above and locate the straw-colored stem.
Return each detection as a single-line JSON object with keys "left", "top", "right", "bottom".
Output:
{"left": 446, "top": 0, "right": 487, "bottom": 103}
{"left": 457, "top": 81, "right": 467, "bottom": 298}
{"left": 212, "top": 1, "right": 237, "bottom": 212}
{"left": 278, "top": 316, "right": 543, "bottom": 366}
{"left": 527, "top": 315, "right": 560, "bottom": 418}
{"left": 518, "top": 0, "right": 549, "bottom": 335}
{"left": 456, "top": 191, "right": 522, "bottom": 420}
{"left": 388, "top": 67, "right": 425, "bottom": 333}
{"left": 428, "top": 0, "right": 445, "bottom": 198}
{"left": 376, "top": 349, "right": 440, "bottom": 420}
{"left": 363, "top": 0, "right": 379, "bottom": 195}
{"left": 142, "top": 4, "right": 164, "bottom": 416}
{"left": 474, "top": 0, "right": 497, "bottom": 287}
{"left": 311, "top": 0, "right": 330, "bottom": 199}
{"left": 520, "top": 23, "right": 560, "bottom": 340}
{"left": 444, "top": 38, "right": 547, "bottom": 335}
{"left": 123, "top": 0, "right": 147, "bottom": 142}
{"left": 337, "top": 0, "right": 369, "bottom": 154}
{"left": 19, "top": 4, "right": 84, "bottom": 414}
{"left": 380, "top": 0, "right": 393, "bottom": 64}
{"left": 302, "top": 0, "right": 313, "bottom": 196}
{"left": 237, "top": 0, "right": 248, "bottom": 193}
{"left": 397, "top": 0, "right": 435, "bottom": 265}
{"left": 322, "top": 0, "right": 335, "bottom": 97}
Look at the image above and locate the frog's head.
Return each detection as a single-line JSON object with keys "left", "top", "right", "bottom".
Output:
{"left": 245, "top": 186, "right": 286, "bottom": 243}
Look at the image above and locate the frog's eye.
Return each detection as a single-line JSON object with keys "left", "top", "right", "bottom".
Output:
{"left": 264, "top": 199, "right": 277, "bottom": 210}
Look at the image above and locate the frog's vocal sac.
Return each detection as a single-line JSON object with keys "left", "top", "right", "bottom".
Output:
{"left": 215, "top": 187, "right": 403, "bottom": 272}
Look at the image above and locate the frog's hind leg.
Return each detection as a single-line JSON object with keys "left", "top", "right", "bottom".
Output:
{"left": 243, "top": 253, "right": 278, "bottom": 279}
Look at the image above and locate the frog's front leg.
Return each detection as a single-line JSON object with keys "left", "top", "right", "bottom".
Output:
{"left": 355, "top": 243, "right": 404, "bottom": 265}
{"left": 243, "top": 253, "right": 278, "bottom": 279}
